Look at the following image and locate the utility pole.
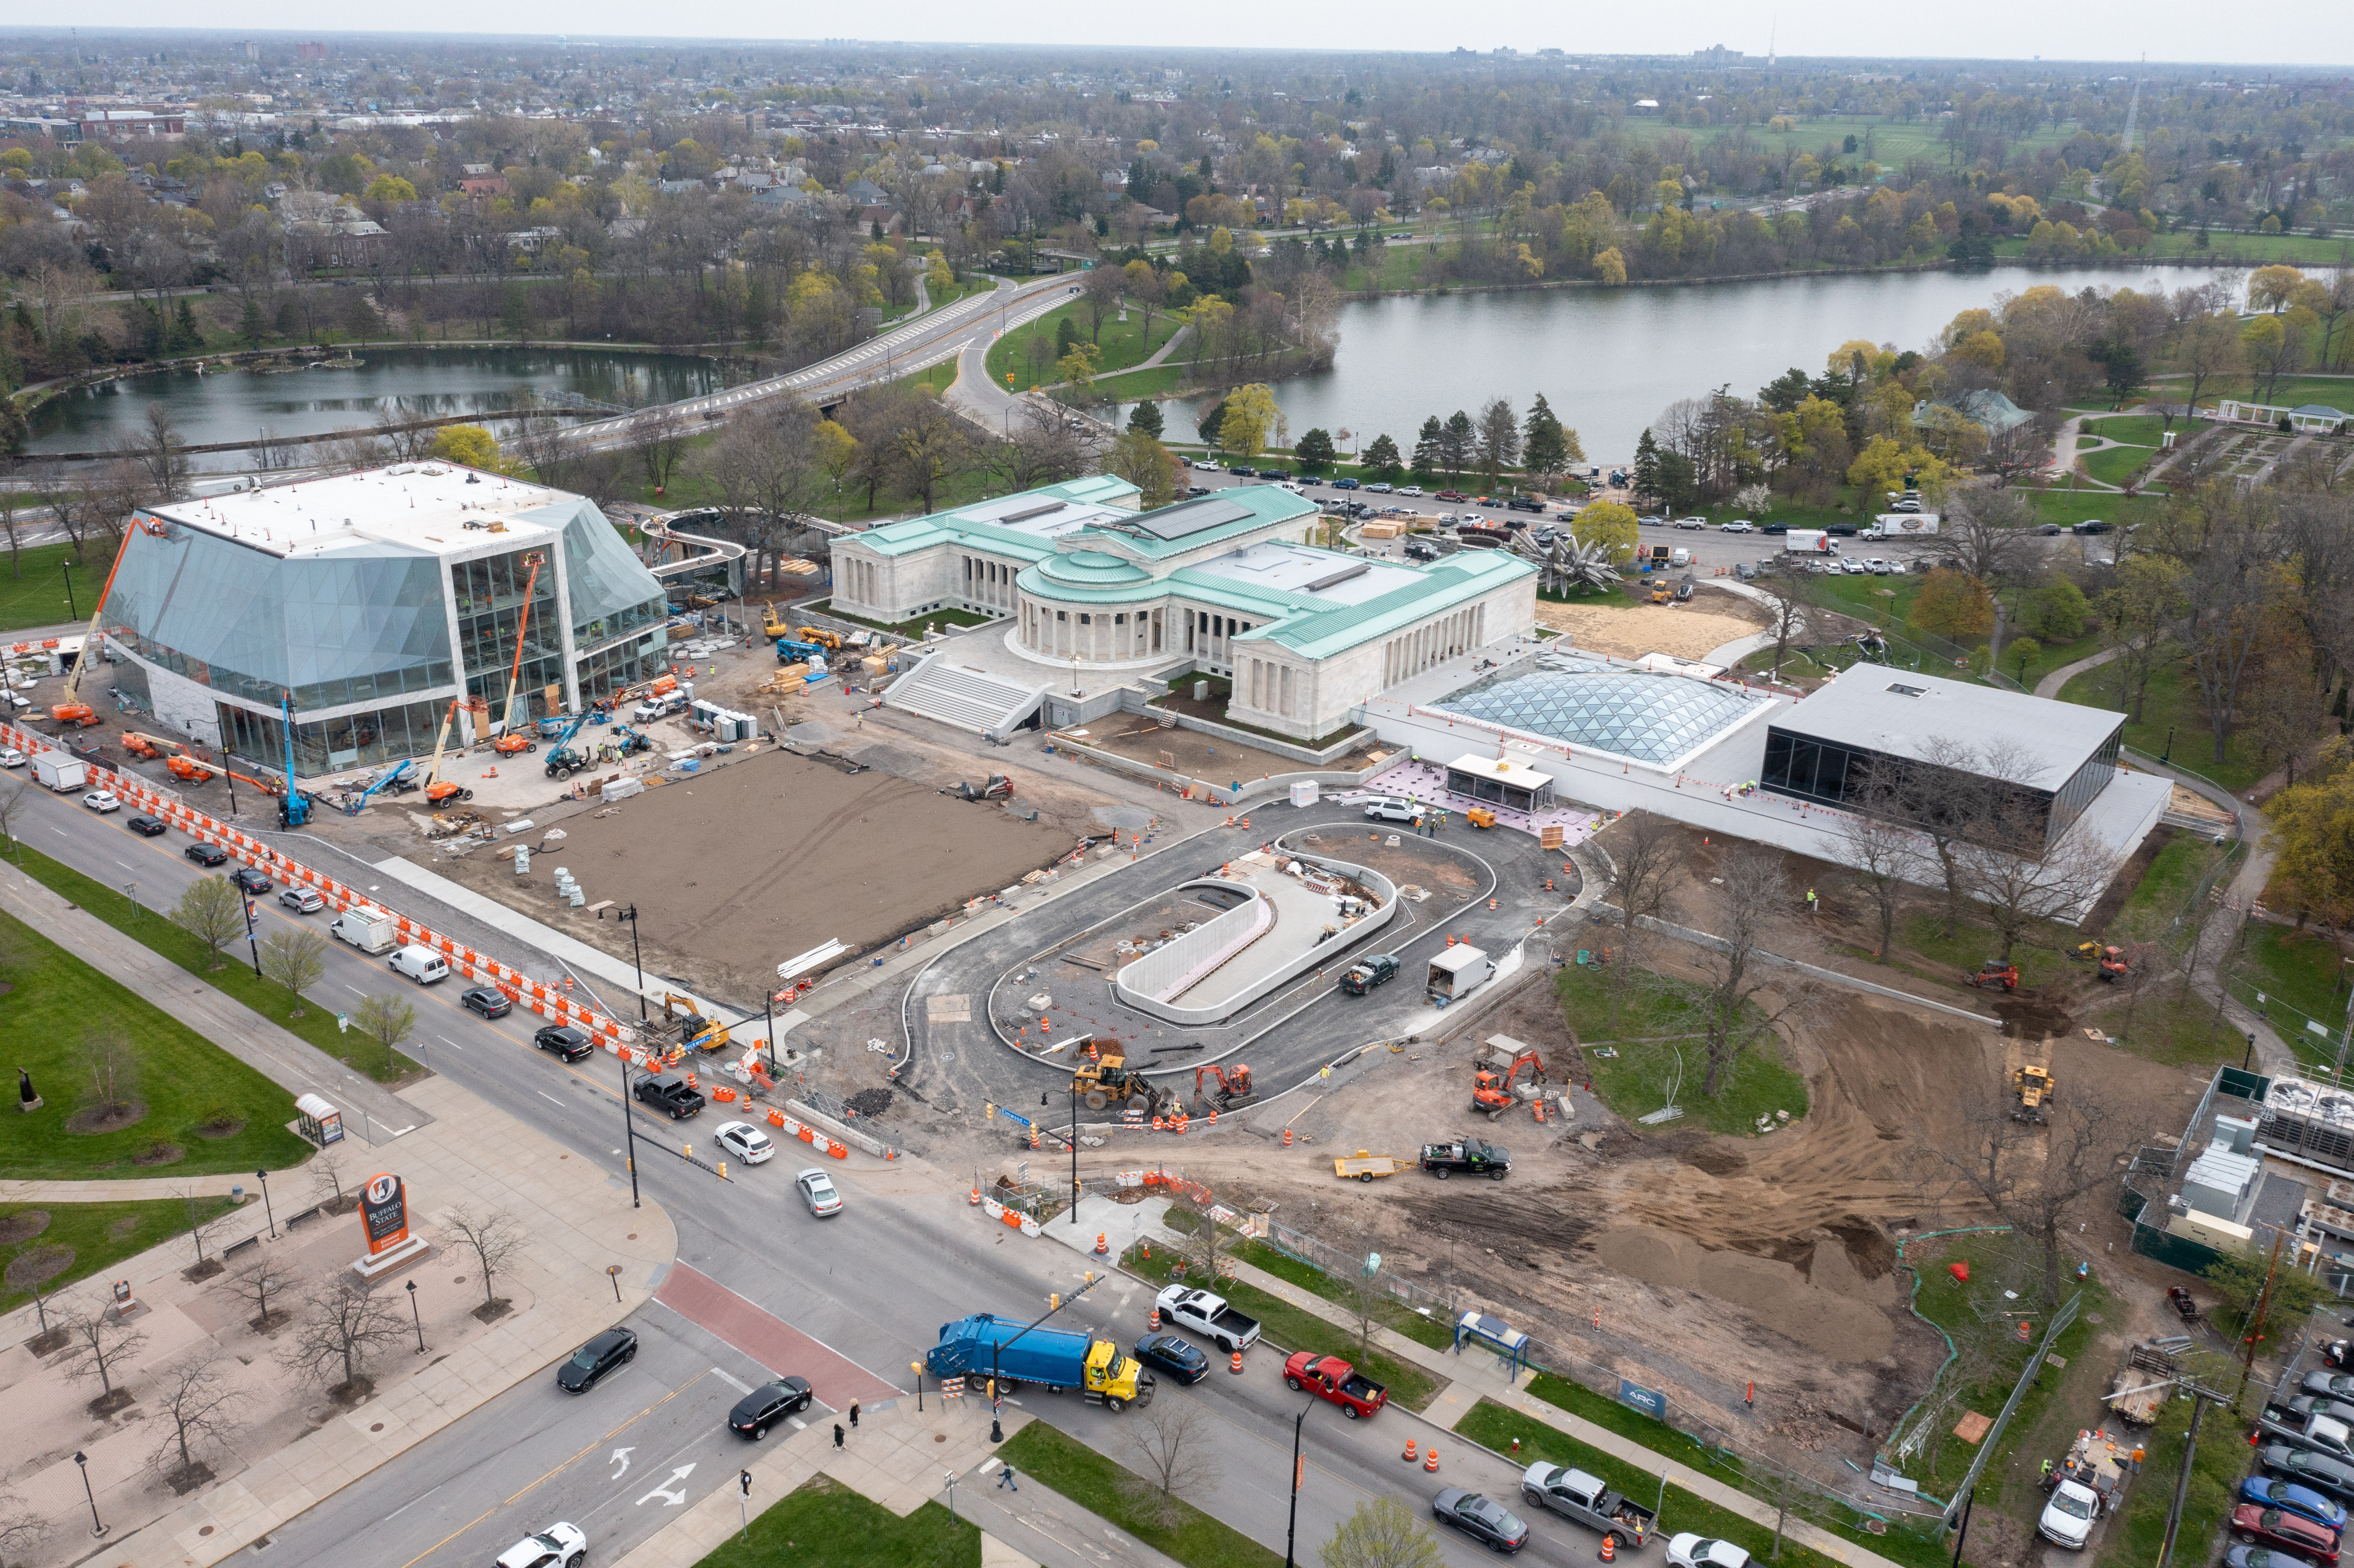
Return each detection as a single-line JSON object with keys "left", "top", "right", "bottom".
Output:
{"left": 2236, "top": 1227, "right": 2289, "bottom": 1408}
{"left": 2156, "top": 1382, "right": 2233, "bottom": 1568}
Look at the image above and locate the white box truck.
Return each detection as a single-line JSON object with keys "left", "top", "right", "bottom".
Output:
{"left": 30, "top": 753, "right": 86, "bottom": 792}
{"left": 1428, "top": 946, "right": 1495, "bottom": 1005}
{"left": 1782, "top": 529, "right": 1838, "bottom": 554}
{"left": 330, "top": 909, "right": 399, "bottom": 954}
{"left": 1866, "top": 513, "right": 1941, "bottom": 538}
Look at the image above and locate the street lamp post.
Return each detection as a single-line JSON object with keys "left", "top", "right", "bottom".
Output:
{"left": 1284, "top": 1397, "right": 1312, "bottom": 1567}
{"left": 405, "top": 1279, "right": 426, "bottom": 1352}
{"left": 74, "top": 1451, "right": 104, "bottom": 1538}
{"left": 619, "top": 904, "right": 648, "bottom": 1020}
{"left": 256, "top": 1169, "right": 275, "bottom": 1238}
{"left": 617, "top": 1041, "right": 641, "bottom": 1210}
{"left": 240, "top": 887, "right": 264, "bottom": 979}
{"left": 62, "top": 560, "right": 77, "bottom": 622}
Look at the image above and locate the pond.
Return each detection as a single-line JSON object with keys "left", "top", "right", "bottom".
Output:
{"left": 25, "top": 345, "right": 743, "bottom": 467}
{"left": 1115, "top": 264, "right": 2251, "bottom": 467}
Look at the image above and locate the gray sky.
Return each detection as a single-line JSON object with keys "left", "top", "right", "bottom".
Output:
{"left": 67, "top": 3, "right": 2353, "bottom": 68}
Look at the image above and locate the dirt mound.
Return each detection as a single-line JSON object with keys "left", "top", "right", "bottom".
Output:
{"left": 0, "top": 1211, "right": 49, "bottom": 1245}
{"left": 846, "top": 1089, "right": 895, "bottom": 1118}
{"left": 1992, "top": 993, "right": 2077, "bottom": 1039}
{"left": 1589, "top": 1223, "right": 1896, "bottom": 1362}
{"left": 1830, "top": 1220, "right": 1898, "bottom": 1281}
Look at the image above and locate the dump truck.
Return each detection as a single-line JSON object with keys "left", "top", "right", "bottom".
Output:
{"left": 1427, "top": 946, "right": 1494, "bottom": 1005}
{"left": 1519, "top": 1464, "right": 1658, "bottom": 1549}
{"left": 1283, "top": 1352, "right": 1387, "bottom": 1419}
{"left": 925, "top": 1313, "right": 1154, "bottom": 1411}
{"left": 1155, "top": 1285, "right": 1261, "bottom": 1354}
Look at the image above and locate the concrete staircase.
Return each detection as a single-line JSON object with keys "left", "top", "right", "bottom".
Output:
{"left": 885, "top": 652, "right": 1051, "bottom": 737}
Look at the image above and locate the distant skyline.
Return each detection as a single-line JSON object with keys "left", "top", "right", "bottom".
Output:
{"left": 4, "top": 6, "right": 2347, "bottom": 71}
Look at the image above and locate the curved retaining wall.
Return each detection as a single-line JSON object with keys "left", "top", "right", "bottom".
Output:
{"left": 1113, "top": 883, "right": 1273, "bottom": 1009}
{"left": 1112, "top": 855, "right": 1401, "bottom": 1028}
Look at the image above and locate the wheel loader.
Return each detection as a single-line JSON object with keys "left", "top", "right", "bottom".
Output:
{"left": 2013, "top": 1063, "right": 2055, "bottom": 1125}
{"left": 1072, "top": 1044, "right": 1179, "bottom": 1116}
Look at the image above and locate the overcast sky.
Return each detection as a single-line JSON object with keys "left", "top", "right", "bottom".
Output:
{"left": 39, "top": 3, "right": 2354, "bottom": 70}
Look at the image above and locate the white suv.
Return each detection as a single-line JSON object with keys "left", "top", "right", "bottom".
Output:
{"left": 1364, "top": 798, "right": 1422, "bottom": 824}
{"left": 496, "top": 1523, "right": 586, "bottom": 1568}
{"left": 1719, "top": 520, "right": 1757, "bottom": 533}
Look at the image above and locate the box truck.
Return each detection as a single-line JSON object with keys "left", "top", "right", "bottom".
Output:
{"left": 1866, "top": 514, "right": 1941, "bottom": 538}
{"left": 330, "top": 909, "right": 399, "bottom": 954}
{"left": 1782, "top": 529, "right": 1839, "bottom": 554}
{"left": 1428, "top": 946, "right": 1495, "bottom": 1004}
{"left": 30, "top": 753, "right": 86, "bottom": 792}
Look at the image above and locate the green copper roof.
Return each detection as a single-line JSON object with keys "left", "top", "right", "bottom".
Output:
{"left": 1238, "top": 549, "right": 1535, "bottom": 660}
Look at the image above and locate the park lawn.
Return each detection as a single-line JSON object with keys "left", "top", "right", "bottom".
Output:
{"left": 2080, "top": 444, "right": 2159, "bottom": 489}
{"left": 986, "top": 299, "right": 1184, "bottom": 391}
{"left": 0, "top": 907, "right": 313, "bottom": 1179}
{"left": 0, "top": 541, "right": 94, "bottom": 633}
{"left": 2148, "top": 373, "right": 2354, "bottom": 412}
{"left": 2080, "top": 414, "right": 2178, "bottom": 448}
{"left": 2058, "top": 659, "right": 2271, "bottom": 792}
{"left": 0, "top": 1196, "right": 242, "bottom": 1316}
{"left": 1230, "top": 1240, "right": 1454, "bottom": 1351}
{"left": 1896, "top": 905, "right": 2077, "bottom": 991}
{"left": 2233, "top": 923, "right": 2350, "bottom": 1033}
{"left": 1553, "top": 963, "right": 1811, "bottom": 1136}
{"left": 2108, "top": 834, "right": 2233, "bottom": 944}
{"left": 7, "top": 841, "right": 422, "bottom": 1086}
{"left": 2146, "top": 230, "right": 2354, "bottom": 265}
{"left": 690, "top": 1475, "right": 977, "bottom": 1568}
{"left": 1339, "top": 243, "right": 1432, "bottom": 293}
{"left": 2025, "top": 486, "right": 2165, "bottom": 532}
{"left": 995, "top": 1420, "right": 1280, "bottom": 1568}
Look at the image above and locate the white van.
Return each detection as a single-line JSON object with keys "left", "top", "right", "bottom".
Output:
{"left": 1669, "top": 547, "right": 1693, "bottom": 568}
{"left": 388, "top": 945, "right": 450, "bottom": 985}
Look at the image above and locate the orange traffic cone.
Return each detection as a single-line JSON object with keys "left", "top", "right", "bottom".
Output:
{"left": 1095, "top": 1232, "right": 1109, "bottom": 1256}
{"left": 1229, "top": 1349, "right": 1244, "bottom": 1374}
{"left": 1424, "top": 1447, "right": 1439, "bottom": 1472}
{"left": 1149, "top": 1306, "right": 1162, "bottom": 1331}
{"left": 1283, "top": 1127, "right": 1294, "bottom": 1148}
{"left": 1404, "top": 1439, "right": 1418, "bottom": 1462}
{"left": 1601, "top": 1535, "right": 1617, "bottom": 1563}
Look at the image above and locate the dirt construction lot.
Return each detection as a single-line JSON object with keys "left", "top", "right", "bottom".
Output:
{"left": 1533, "top": 586, "right": 1766, "bottom": 661}
{"left": 430, "top": 747, "right": 1078, "bottom": 1000}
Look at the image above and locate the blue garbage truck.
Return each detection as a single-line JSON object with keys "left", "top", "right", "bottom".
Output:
{"left": 925, "top": 1313, "right": 1155, "bottom": 1411}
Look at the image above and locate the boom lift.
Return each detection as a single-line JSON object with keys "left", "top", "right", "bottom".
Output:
{"left": 342, "top": 760, "right": 416, "bottom": 815}
{"left": 543, "top": 711, "right": 599, "bottom": 779}
{"left": 419, "top": 698, "right": 484, "bottom": 805}
{"left": 490, "top": 552, "right": 548, "bottom": 756}
{"left": 54, "top": 513, "right": 173, "bottom": 725}
{"left": 275, "top": 691, "right": 311, "bottom": 829}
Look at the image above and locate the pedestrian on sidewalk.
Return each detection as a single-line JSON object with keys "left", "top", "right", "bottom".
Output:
{"left": 997, "top": 1465, "right": 1018, "bottom": 1492}
{"left": 849, "top": 1402, "right": 860, "bottom": 1428}
{"left": 833, "top": 1422, "right": 845, "bottom": 1450}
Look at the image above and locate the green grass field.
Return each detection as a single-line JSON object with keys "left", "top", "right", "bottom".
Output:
{"left": 8, "top": 841, "right": 423, "bottom": 1086}
{"left": 1553, "top": 962, "right": 1810, "bottom": 1136}
{"left": 2080, "top": 443, "right": 2161, "bottom": 490}
{"left": 2147, "top": 373, "right": 2354, "bottom": 412}
{"left": 996, "top": 1420, "right": 1280, "bottom": 1568}
{"left": 2058, "top": 659, "right": 2270, "bottom": 793}
{"left": 2231, "top": 924, "right": 2351, "bottom": 1036}
{"left": 986, "top": 299, "right": 1185, "bottom": 391}
{"left": 690, "top": 1476, "right": 978, "bottom": 1568}
{"left": 0, "top": 906, "right": 313, "bottom": 1179}
{"left": 0, "top": 1195, "right": 242, "bottom": 1315}
{"left": 0, "top": 541, "right": 96, "bottom": 634}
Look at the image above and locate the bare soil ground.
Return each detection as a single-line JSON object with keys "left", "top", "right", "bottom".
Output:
{"left": 430, "top": 747, "right": 1080, "bottom": 1001}
{"left": 1533, "top": 586, "right": 1767, "bottom": 662}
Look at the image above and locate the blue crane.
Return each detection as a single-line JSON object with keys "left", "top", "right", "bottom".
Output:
{"left": 542, "top": 710, "right": 600, "bottom": 780}
{"left": 277, "top": 691, "right": 313, "bottom": 829}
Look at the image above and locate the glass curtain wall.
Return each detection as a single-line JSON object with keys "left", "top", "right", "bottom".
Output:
{"left": 219, "top": 696, "right": 448, "bottom": 777}
{"left": 451, "top": 547, "right": 563, "bottom": 723}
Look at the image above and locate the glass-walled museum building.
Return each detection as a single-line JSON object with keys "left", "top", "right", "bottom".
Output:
{"left": 96, "top": 464, "right": 669, "bottom": 780}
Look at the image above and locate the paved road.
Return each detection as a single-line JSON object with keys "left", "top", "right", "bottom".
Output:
{"left": 4, "top": 776, "right": 1598, "bottom": 1568}
{"left": 905, "top": 807, "right": 1575, "bottom": 1125}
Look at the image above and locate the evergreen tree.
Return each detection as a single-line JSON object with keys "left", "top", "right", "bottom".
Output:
{"left": 1362, "top": 433, "right": 1403, "bottom": 481}
{"left": 1053, "top": 315, "right": 1081, "bottom": 358}
{"left": 1632, "top": 429, "right": 1663, "bottom": 508}
{"left": 1438, "top": 410, "right": 1476, "bottom": 479}
{"left": 1294, "top": 428, "right": 1337, "bottom": 473}
{"left": 1522, "top": 394, "right": 1575, "bottom": 481}
{"left": 498, "top": 283, "right": 533, "bottom": 342}
{"left": 1196, "top": 400, "right": 1226, "bottom": 446}
{"left": 1410, "top": 416, "right": 1444, "bottom": 479}
{"left": 171, "top": 297, "right": 202, "bottom": 353}
{"left": 1657, "top": 450, "right": 1698, "bottom": 513}
{"left": 240, "top": 297, "right": 266, "bottom": 348}
{"left": 1474, "top": 398, "right": 1520, "bottom": 486}
{"left": 1127, "top": 400, "right": 1165, "bottom": 439}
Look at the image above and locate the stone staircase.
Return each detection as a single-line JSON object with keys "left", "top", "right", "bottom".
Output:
{"left": 885, "top": 652, "right": 1051, "bottom": 737}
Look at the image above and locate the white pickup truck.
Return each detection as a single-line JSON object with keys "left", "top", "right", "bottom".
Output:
{"left": 1155, "top": 1285, "right": 1261, "bottom": 1355}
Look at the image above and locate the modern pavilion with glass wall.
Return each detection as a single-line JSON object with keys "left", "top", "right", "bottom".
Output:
{"left": 95, "top": 464, "right": 669, "bottom": 781}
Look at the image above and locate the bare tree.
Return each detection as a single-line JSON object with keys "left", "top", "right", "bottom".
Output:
{"left": 59, "top": 1297, "right": 151, "bottom": 1412}
{"left": 82, "top": 1024, "right": 139, "bottom": 1121}
{"left": 2158, "top": 483, "right": 2286, "bottom": 765}
{"left": 351, "top": 993, "right": 417, "bottom": 1076}
{"left": 234, "top": 1255, "right": 302, "bottom": 1332}
{"left": 279, "top": 1280, "right": 407, "bottom": 1398}
{"left": 994, "top": 399, "right": 1094, "bottom": 492}
{"left": 1981, "top": 421, "right": 2050, "bottom": 487}
{"left": 129, "top": 406, "right": 193, "bottom": 502}
{"left": 1751, "top": 569, "right": 1811, "bottom": 678}
{"left": 0, "top": 1495, "right": 48, "bottom": 1566}
{"left": 627, "top": 403, "right": 693, "bottom": 497}
{"left": 0, "top": 780, "right": 28, "bottom": 865}
{"left": 6, "top": 1243, "right": 69, "bottom": 1347}
{"left": 1120, "top": 1395, "right": 1221, "bottom": 1529}
{"left": 308, "top": 1144, "right": 352, "bottom": 1212}
{"left": 443, "top": 1206, "right": 524, "bottom": 1317}
{"left": 1913, "top": 1076, "right": 2142, "bottom": 1309}
{"left": 1598, "top": 811, "right": 1687, "bottom": 1031}
{"left": 371, "top": 406, "right": 438, "bottom": 463}
{"left": 258, "top": 928, "right": 329, "bottom": 1017}
{"left": 181, "top": 1186, "right": 229, "bottom": 1279}
{"left": 1166, "top": 1192, "right": 1234, "bottom": 1285}
{"left": 172, "top": 875, "right": 247, "bottom": 969}
{"left": 146, "top": 1352, "right": 246, "bottom": 1490}
{"left": 1693, "top": 847, "right": 1803, "bottom": 1098}
{"left": 1829, "top": 773, "right": 1922, "bottom": 963}
{"left": 1320, "top": 1496, "right": 1447, "bottom": 1568}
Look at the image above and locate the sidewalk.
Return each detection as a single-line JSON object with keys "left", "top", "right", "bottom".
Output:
{"left": 0, "top": 858, "right": 430, "bottom": 1145}
{"left": 1201, "top": 1246, "right": 1921, "bottom": 1568}
{"left": 2, "top": 1074, "right": 676, "bottom": 1568}
{"left": 604, "top": 1394, "right": 1186, "bottom": 1568}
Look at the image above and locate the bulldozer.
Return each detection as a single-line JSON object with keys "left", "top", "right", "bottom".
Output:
{"left": 1072, "top": 1043, "right": 1179, "bottom": 1116}
{"left": 943, "top": 775, "right": 1012, "bottom": 803}
{"left": 2013, "top": 1063, "right": 2056, "bottom": 1125}
{"left": 1471, "top": 1036, "right": 1546, "bottom": 1117}
{"left": 1194, "top": 1062, "right": 1252, "bottom": 1110}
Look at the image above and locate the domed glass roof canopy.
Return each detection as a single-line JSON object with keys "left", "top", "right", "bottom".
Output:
{"left": 1438, "top": 656, "right": 1766, "bottom": 765}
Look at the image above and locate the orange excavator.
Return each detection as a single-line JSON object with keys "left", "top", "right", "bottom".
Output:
{"left": 1472, "top": 1043, "right": 1546, "bottom": 1116}
{"left": 489, "top": 552, "right": 548, "bottom": 757}
{"left": 1193, "top": 1063, "right": 1252, "bottom": 1110}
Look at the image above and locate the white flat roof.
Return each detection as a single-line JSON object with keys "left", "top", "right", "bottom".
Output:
{"left": 1187, "top": 541, "right": 1419, "bottom": 606}
{"left": 1449, "top": 753, "right": 1554, "bottom": 789}
{"left": 956, "top": 494, "right": 1132, "bottom": 541}
{"left": 1777, "top": 666, "right": 2120, "bottom": 786}
{"left": 149, "top": 464, "right": 572, "bottom": 559}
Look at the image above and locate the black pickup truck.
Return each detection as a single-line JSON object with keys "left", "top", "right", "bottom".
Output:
{"left": 1420, "top": 1138, "right": 1510, "bottom": 1179}
{"left": 634, "top": 1072, "right": 706, "bottom": 1120}
{"left": 1339, "top": 955, "right": 1399, "bottom": 995}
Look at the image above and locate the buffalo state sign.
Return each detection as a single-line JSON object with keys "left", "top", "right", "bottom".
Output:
{"left": 361, "top": 1173, "right": 409, "bottom": 1256}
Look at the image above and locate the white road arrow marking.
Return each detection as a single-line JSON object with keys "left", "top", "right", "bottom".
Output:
{"left": 609, "top": 1447, "right": 634, "bottom": 1481}
{"left": 635, "top": 1462, "right": 695, "bottom": 1508}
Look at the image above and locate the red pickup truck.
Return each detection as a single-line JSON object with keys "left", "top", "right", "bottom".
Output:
{"left": 1284, "top": 1351, "right": 1388, "bottom": 1419}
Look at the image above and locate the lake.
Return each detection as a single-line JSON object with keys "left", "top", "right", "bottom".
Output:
{"left": 1117, "top": 264, "right": 2251, "bottom": 466}
{"left": 25, "top": 345, "right": 741, "bottom": 466}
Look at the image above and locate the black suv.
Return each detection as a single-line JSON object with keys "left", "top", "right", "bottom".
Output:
{"left": 535, "top": 1025, "right": 595, "bottom": 1062}
{"left": 729, "top": 1376, "right": 814, "bottom": 1440}
{"left": 634, "top": 1072, "right": 705, "bottom": 1120}
{"left": 125, "top": 814, "right": 168, "bottom": 837}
